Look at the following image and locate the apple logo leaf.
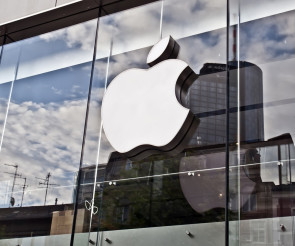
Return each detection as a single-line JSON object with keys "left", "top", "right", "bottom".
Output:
{"left": 146, "top": 35, "right": 180, "bottom": 67}
{"left": 102, "top": 36, "right": 200, "bottom": 161}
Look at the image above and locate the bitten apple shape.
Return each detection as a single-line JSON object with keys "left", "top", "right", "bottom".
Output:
{"left": 102, "top": 36, "right": 199, "bottom": 160}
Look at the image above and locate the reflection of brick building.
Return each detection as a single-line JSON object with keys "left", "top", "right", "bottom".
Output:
{"left": 188, "top": 62, "right": 264, "bottom": 146}
{"left": 50, "top": 209, "right": 85, "bottom": 235}
{"left": 77, "top": 165, "right": 106, "bottom": 204}
{"left": 237, "top": 134, "right": 295, "bottom": 220}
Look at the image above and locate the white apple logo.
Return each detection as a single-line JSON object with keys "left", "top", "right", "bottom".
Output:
{"left": 102, "top": 36, "right": 200, "bottom": 160}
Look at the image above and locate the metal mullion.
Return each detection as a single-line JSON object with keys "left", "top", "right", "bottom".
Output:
{"left": 70, "top": 3, "right": 102, "bottom": 246}
{"left": 225, "top": 0, "right": 230, "bottom": 245}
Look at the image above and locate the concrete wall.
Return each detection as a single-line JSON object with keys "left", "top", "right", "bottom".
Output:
{"left": 0, "top": 0, "right": 81, "bottom": 25}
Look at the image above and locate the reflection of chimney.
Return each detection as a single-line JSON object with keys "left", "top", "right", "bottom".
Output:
{"left": 233, "top": 25, "right": 237, "bottom": 61}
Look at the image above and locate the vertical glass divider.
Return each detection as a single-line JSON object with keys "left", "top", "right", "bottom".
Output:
{"left": 0, "top": 47, "right": 21, "bottom": 153}
{"left": 159, "top": 0, "right": 164, "bottom": 39}
{"left": 236, "top": 1, "right": 241, "bottom": 245}
{"left": 0, "top": 34, "right": 6, "bottom": 64}
{"left": 225, "top": 0, "right": 230, "bottom": 245}
{"left": 70, "top": 5, "right": 102, "bottom": 246}
{"left": 90, "top": 36, "right": 113, "bottom": 246}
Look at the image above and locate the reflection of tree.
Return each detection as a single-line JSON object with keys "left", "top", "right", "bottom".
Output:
{"left": 0, "top": 225, "right": 6, "bottom": 239}
{"left": 93, "top": 152, "right": 230, "bottom": 231}
{"left": 244, "top": 148, "right": 262, "bottom": 183}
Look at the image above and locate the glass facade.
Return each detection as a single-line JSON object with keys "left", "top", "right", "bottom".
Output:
{"left": 0, "top": 0, "right": 295, "bottom": 246}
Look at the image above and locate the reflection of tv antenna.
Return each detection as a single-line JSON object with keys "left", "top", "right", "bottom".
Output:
{"left": 3, "top": 163, "right": 21, "bottom": 207}
{"left": 36, "top": 172, "right": 58, "bottom": 205}
{"left": 16, "top": 177, "right": 28, "bottom": 207}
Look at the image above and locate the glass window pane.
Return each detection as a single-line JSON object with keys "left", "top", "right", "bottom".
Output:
{"left": 0, "top": 19, "right": 97, "bottom": 244}
{"left": 79, "top": 0, "right": 227, "bottom": 245}
{"left": 229, "top": 1, "right": 295, "bottom": 245}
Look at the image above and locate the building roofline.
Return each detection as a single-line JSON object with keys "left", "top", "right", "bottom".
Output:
{"left": 0, "top": 0, "right": 157, "bottom": 45}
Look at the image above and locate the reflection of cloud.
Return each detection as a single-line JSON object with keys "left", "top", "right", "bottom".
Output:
{"left": 239, "top": 0, "right": 295, "bottom": 23}
{"left": 0, "top": 81, "right": 114, "bottom": 207}
{"left": 239, "top": 11, "right": 295, "bottom": 142}
{"left": 96, "top": 2, "right": 161, "bottom": 58}
{"left": 35, "top": 0, "right": 295, "bottom": 64}
{"left": 6, "top": 100, "right": 85, "bottom": 166}
{"left": 162, "top": 0, "right": 226, "bottom": 39}
{"left": 94, "top": 29, "right": 226, "bottom": 84}
{"left": 2, "top": 0, "right": 294, "bottom": 87}
{"left": 51, "top": 86, "right": 62, "bottom": 95}
{"left": 0, "top": 98, "right": 88, "bottom": 206}
{"left": 178, "top": 29, "right": 226, "bottom": 72}
{"left": 1, "top": 1, "right": 295, "bottom": 209}
{"left": 40, "top": 20, "right": 96, "bottom": 51}
{"left": 240, "top": 11, "right": 295, "bottom": 63}
{"left": 0, "top": 98, "right": 8, "bottom": 137}
{"left": 82, "top": 86, "right": 115, "bottom": 165}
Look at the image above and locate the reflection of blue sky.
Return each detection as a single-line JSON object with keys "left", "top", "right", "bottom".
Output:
{"left": 12, "top": 62, "right": 91, "bottom": 104}
{"left": 20, "top": 36, "right": 72, "bottom": 63}
{"left": 238, "top": 0, "right": 295, "bottom": 23}
{"left": 238, "top": 11, "right": 295, "bottom": 144}
{"left": 0, "top": 61, "right": 93, "bottom": 207}
{"left": 0, "top": 19, "right": 96, "bottom": 84}
{"left": 178, "top": 29, "right": 226, "bottom": 71}
{"left": 234, "top": 9, "right": 295, "bottom": 186}
{"left": 0, "top": 82, "right": 11, "bottom": 99}
{"left": 1, "top": 0, "right": 293, "bottom": 84}
{"left": 0, "top": 83, "right": 11, "bottom": 147}
{"left": 239, "top": 11, "right": 295, "bottom": 63}
{"left": 162, "top": 0, "right": 226, "bottom": 39}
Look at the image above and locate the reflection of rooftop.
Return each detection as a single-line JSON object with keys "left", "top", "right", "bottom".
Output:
{"left": 0, "top": 204, "right": 70, "bottom": 221}
{"left": 0, "top": 204, "right": 74, "bottom": 238}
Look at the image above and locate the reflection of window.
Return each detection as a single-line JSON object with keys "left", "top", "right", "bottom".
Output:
{"left": 251, "top": 221, "right": 266, "bottom": 243}
{"left": 85, "top": 171, "right": 94, "bottom": 181}
{"left": 196, "top": 155, "right": 207, "bottom": 170}
{"left": 115, "top": 206, "right": 129, "bottom": 224}
{"left": 241, "top": 222, "right": 251, "bottom": 243}
{"left": 242, "top": 193, "right": 257, "bottom": 212}
{"left": 125, "top": 160, "right": 133, "bottom": 170}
